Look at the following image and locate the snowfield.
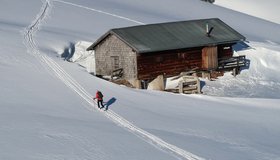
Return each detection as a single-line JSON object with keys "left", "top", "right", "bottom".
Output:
{"left": 215, "top": 0, "right": 280, "bottom": 25}
{"left": 1, "top": 0, "right": 280, "bottom": 160}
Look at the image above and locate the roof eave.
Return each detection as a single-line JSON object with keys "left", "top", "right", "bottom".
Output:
{"left": 86, "top": 30, "right": 141, "bottom": 53}
{"left": 111, "top": 30, "right": 140, "bottom": 53}
{"left": 137, "top": 39, "right": 245, "bottom": 54}
{"left": 86, "top": 30, "right": 112, "bottom": 51}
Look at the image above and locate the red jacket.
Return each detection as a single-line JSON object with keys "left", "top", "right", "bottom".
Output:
{"left": 95, "top": 91, "right": 103, "bottom": 100}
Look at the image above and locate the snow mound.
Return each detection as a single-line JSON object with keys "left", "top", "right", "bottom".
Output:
{"left": 68, "top": 41, "right": 96, "bottom": 73}
{"left": 202, "top": 42, "right": 280, "bottom": 98}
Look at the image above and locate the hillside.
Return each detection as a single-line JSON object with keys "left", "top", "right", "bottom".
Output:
{"left": 1, "top": 0, "right": 280, "bottom": 160}
{"left": 215, "top": 0, "right": 280, "bottom": 24}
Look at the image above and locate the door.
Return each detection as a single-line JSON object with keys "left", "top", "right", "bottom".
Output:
{"left": 111, "top": 56, "right": 120, "bottom": 70}
{"left": 202, "top": 46, "right": 218, "bottom": 70}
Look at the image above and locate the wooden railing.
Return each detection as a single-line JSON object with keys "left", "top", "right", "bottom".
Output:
{"left": 111, "top": 68, "right": 123, "bottom": 80}
{"left": 217, "top": 55, "right": 246, "bottom": 70}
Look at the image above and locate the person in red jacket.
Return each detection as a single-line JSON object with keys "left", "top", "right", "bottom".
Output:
{"left": 93, "top": 90, "right": 105, "bottom": 109}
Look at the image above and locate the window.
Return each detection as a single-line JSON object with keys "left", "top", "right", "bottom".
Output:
{"left": 111, "top": 56, "right": 120, "bottom": 70}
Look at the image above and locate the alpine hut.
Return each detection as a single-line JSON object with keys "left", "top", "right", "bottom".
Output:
{"left": 87, "top": 18, "right": 246, "bottom": 89}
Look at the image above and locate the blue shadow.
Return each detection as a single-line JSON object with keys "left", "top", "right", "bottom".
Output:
{"left": 232, "top": 41, "right": 251, "bottom": 52}
{"left": 104, "top": 97, "right": 117, "bottom": 110}
{"left": 61, "top": 42, "right": 75, "bottom": 61}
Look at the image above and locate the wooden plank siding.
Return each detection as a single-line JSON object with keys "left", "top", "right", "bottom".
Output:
{"left": 136, "top": 44, "right": 235, "bottom": 80}
{"left": 202, "top": 46, "right": 218, "bottom": 70}
{"left": 218, "top": 44, "right": 234, "bottom": 59}
{"left": 137, "top": 48, "right": 202, "bottom": 80}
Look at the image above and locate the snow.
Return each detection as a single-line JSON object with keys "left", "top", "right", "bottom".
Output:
{"left": 67, "top": 41, "right": 95, "bottom": 73}
{"left": 203, "top": 42, "right": 280, "bottom": 98}
{"left": 1, "top": 0, "right": 280, "bottom": 160}
{"left": 215, "top": 0, "right": 280, "bottom": 25}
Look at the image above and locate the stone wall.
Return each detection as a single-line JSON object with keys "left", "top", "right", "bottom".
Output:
{"left": 94, "top": 34, "right": 137, "bottom": 79}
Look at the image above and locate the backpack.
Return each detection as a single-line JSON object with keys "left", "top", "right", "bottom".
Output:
{"left": 97, "top": 91, "right": 103, "bottom": 98}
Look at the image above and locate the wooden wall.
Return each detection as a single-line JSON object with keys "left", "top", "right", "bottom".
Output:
{"left": 137, "top": 48, "right": 202, "bottom": 80}
{"left": 218, "top": 44, "right": 234, "bottom": 59}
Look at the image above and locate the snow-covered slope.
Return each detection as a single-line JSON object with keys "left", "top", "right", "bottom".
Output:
{"left": 1, "top": 0, "right": 280, "bottom": 160}
{"left": 215, "top": 0, "right": 280, "bottom": 25}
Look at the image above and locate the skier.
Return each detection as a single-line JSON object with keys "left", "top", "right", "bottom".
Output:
{"left": 93, "top": 90, "right": 105, "bottom": 109}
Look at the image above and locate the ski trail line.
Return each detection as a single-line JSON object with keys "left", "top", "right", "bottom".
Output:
{"left": 53, "top": 0, "right": 145, "bottom": 25}
{"left": 22, "top": 1, "right": 205, "bottom": 160}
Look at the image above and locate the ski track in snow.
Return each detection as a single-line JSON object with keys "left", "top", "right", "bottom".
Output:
{"left": 22, "top": 1, "right": 205, "bottom": 160}
{"left": 54, "top": 0, "right": 145, "bottom": 25}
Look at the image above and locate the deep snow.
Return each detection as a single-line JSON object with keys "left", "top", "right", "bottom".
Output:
{"left": 1, "top": 0, "right": 280, "bottom": 160}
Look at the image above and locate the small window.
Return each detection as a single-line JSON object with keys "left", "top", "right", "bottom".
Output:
{"left": 111, "top": 56, "right": 120, "bottom": 70}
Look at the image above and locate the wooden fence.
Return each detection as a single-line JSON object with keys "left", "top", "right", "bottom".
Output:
{"left": 217, "top": 55, "right": 246, "bottom": 70}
